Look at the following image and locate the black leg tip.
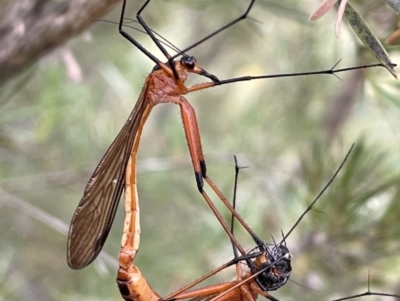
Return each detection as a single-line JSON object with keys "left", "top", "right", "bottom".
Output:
{"left": 195, "top": 172, "right": 204, "bottom": 192}
{"left": 200, "top": 160, "right": 207, "bottom": 177}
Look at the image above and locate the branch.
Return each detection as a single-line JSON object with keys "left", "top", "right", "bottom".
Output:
{"left": 0, "top": 0, "right": 120, "bottom": 87}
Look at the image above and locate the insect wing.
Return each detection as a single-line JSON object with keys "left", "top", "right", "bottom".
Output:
{"left": 67, "top": 87, "right": 148, "bottom": 269}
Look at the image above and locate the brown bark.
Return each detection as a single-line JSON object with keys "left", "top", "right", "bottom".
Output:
{"left": 0, "top": 0, "right": 120, "bottom": 87}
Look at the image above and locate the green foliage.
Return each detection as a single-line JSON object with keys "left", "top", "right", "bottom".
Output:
{"left": 0, "top": 0, "right": 399, "bottom": 301}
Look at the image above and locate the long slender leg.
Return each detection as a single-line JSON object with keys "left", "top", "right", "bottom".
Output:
{"left": 123, "top": 0, "right": 258, "bottom": 80}
{"left": 204, "top": 176, "right": 263, "bottom": 245}
{"left": 249, "top": 283, "right": 277, "bottom": 301}
{"left": 118, "top": 0, "right": 160, "bottom": 66}
{"left": 135, "top": 0, "right": 172, "bottom": 61}
{"left": 179, "top": 97, "right": 245, "bottom": 254}
{"left": 170, "top": 0, "right": 257, "bottom": 59}
{"left": 179, "top": 97, "right": 263, "bottom": 252}
{"left": 168, "top": 283, "right": 232, "bottom": 301}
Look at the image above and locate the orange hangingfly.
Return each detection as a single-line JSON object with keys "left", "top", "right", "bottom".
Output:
{"left": 67, "top": 0, "right": 387, "bottom": 270}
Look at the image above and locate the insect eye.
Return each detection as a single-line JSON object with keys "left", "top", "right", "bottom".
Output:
{"left": 181, "top": 55, "right": 196, "bottom": 70}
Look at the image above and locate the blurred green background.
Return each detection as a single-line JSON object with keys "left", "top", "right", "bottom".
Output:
{"left": 1, "top": 0, "right": 400, "bottom": 301}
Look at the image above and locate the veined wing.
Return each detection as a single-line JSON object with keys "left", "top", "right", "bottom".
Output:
{"left": 67, "top": 84, "right": 150, "bottom": 269}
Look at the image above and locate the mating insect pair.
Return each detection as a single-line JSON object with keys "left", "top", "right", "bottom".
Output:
{"left": 66, "top": 0, "right": 396, "bottom": 300}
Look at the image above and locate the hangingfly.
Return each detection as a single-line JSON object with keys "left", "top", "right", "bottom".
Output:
{"left": 67, "top": 0, "right": 387, "bottom": 271}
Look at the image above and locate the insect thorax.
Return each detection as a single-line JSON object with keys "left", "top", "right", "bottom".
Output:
{"left": 252, "top": 244, "right": 292, "bottom": 291}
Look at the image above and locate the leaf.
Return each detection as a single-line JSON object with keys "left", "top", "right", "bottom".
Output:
{"left": 341, "top": 0, "right": 397, "bottom": 78}
{"left": 383, "top": 0, "right": 400, "bottom": 13}
{"left": 335, "top": 0, "right": 348, "bottom": 37}
{"left": 309, "top": 0, "right": 338, "bottom": 21}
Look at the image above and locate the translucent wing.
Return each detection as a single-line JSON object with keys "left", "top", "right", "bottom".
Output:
{"left": 67, "top": 85, "right": 150, "bottom": 269}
